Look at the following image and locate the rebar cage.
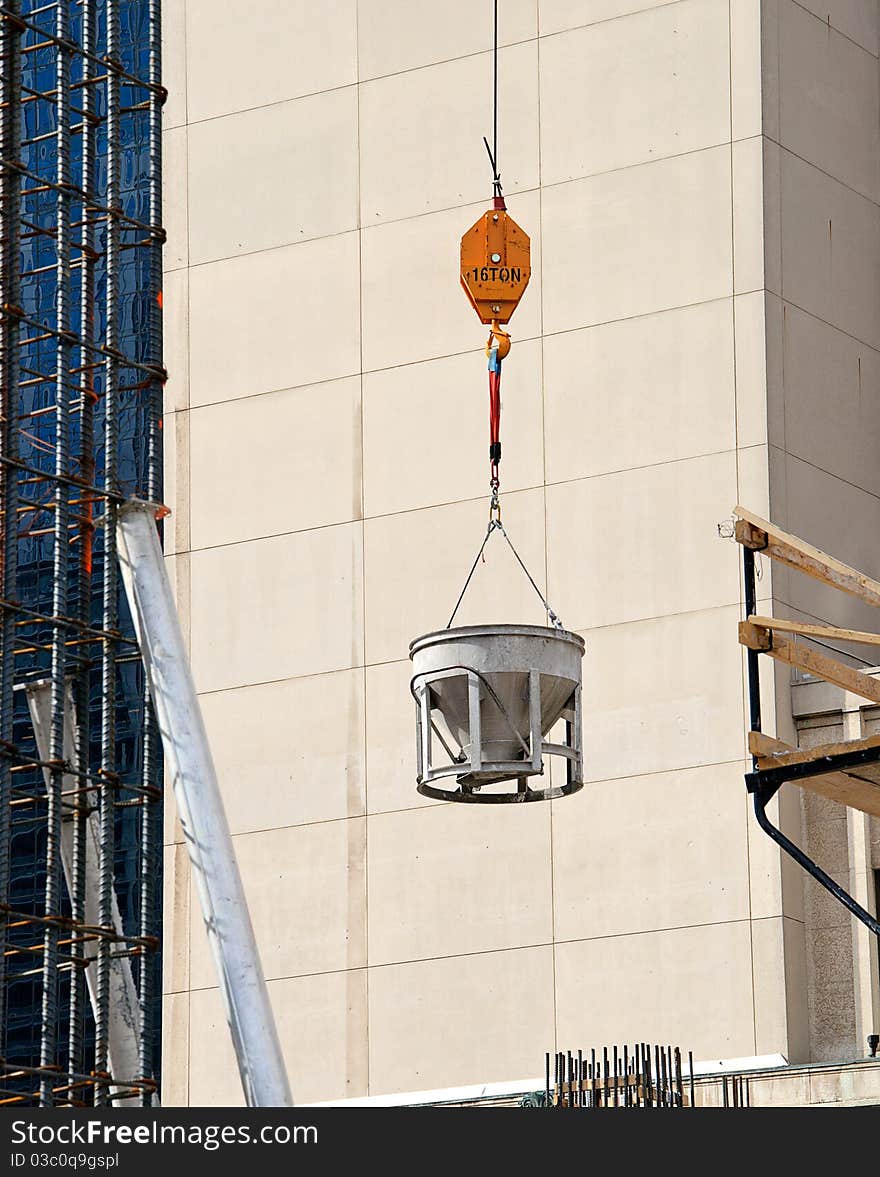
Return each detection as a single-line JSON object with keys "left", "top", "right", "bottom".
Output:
{"left": 0, "top": 0, "right": 164, "bottom": 1105}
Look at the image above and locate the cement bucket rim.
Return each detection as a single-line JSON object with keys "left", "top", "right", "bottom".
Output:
{"left": 416, "top": 777, "right": 584, "bottom": 804}
{"left": 408, "top": 623, "right": 585, "bottom": 659}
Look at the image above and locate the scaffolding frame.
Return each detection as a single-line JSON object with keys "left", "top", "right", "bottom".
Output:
{"left": 0, "top": 0, "right": 164, "bottom": 1105}
{"left": 735, "top": 506, "right": 880, "bottom": 941}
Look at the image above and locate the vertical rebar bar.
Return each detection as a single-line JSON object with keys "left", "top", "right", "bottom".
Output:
{"left": 69, "top": 0, "right": 97, "bottom": 1084}
{"left": 95, "top": 0, "right": 122, "bottom": 1105}
{"left": 623, "top": 1045, "right": 629, "bottom": 1107}
{"left": 0, "top": 0, "right": 23, "bottom": 1049}
{"left": 645, "top": 1044, "right": 653, "bottom": 1106}
{"left": 137, "top": 0, "right": 164, "bottom": 1105}
{"left": 39, "top": 0, "right": 73, "bottom": 1106}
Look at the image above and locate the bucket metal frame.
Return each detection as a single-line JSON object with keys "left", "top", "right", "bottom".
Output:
{"left": 409, "top": 626, "right": 584, "bottom": 804}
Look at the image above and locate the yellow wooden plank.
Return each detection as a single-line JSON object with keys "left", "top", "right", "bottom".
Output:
{"left": 749, "top": 729, "right": 880, "bottom": 766}
{"left": 733, "top": 505, "right": 880, "bottom": 611}
{"left": 739, "top": 621, "right": 880, "bottom": 705}
{"left": 748, "top": 614, "right": 880, "bottom": 649}
{"left": 747, "top": 730, "right": 880, "bottom": 818}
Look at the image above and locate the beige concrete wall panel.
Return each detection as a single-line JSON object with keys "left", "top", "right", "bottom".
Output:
{"left": 733, "top": 136, "right": 765, "bottom": 293}
{"left": 363, "top": 488, "right": 546, "bottom": 666}
{"left": 546, "top": 451, "right": 740, "bottom": 631}
{"left": 368, "top": 804, "right": 552, "bottom": 964}
{"left": 163, "top": 843, "right": 191, "bottom": 994}
{"left": 160, "top": 993, "right": 190, "bottom": 1106}
{"left": 189, "top": 232, "right": 360, "bottom": 408}
{"left": 581, "top": 606, "right": 746, "bottom": 781}
{"left": 730, "top": 0, "right": 763, "bottom": 141}
{"left": 162, "top": 268, "right": 190, "bottom": 416}
{"left": 541, "top": 147, "right": 732, "bottom": 336}
{"left": 762, "top": 140, "right": 783, "bottom": 297}
{"left": 199, "top": 669, "right": 366, "bottom": 834}
{"left": 746, "top": 917, "right": 800, "bottom": 1057}
{"left": 368, "top": 946, "right": 554, "bottom": 1094}
{"left": 161, "top": 0, "right": 187, "bottom": 129}
{"left": 188, "top": 376, "right": 362, "bottom": 550}
{"left": 552, "top": 761, "right": 751, "bottom": 942}
{"left": 781, "top": 913, "right": 811, "bottom": 1061}
{"left": 189, "top": 820, "right": 367, "bottom": 989}
{"left": 735, "top": 442, "right": 771, "bottom": 520}
{"left": 793, "top": 0, "right": 879, "bottom": 56}
{"left": 779, "top": 0, "right": 880, "bottom": 203}
{"left": 555, "top": 921, "right": 756, "bottom": 1056}
{"left": 162, "top": 126, "right": 188, "bottom": 272}
{"left": 540, "top": 0, "right": 730, "bottom": 186}
{"left": 188, "top": 970, "right": 368, "bottom": 1106}
{"left": 187, "top": 89, "right": 359, "bottom": 266}
{"left": 733, "top": 292, "right": 768, "bottom": 449}
{"left": 158, "top": 0, "right": 861, "bottom": 1098}
{"left": 764, "top": 293, "right": 785, "bottom": 450}
{"left": 761, "top": 0, "right": 781, "bottom": 143}
{"left": 358, "top": 0, "right": 537, "bottom": 78}
{"left": 544, "top": 300, "right": 736, "bottom": 486}
{"left": 161, "top": 409, "right": 188, "bottom": 559}
{"left": 365, "top": 659, "right": 436, "bottom": 815}
{"left": 746, "top": 783, "right": 802, "bottom": 921}
{"left": 362, "top": 342, "right": 543, "bottom": 518}
{"left": 778, "top": 454, "right": 880, "bottom": 634}
{"left": 185, "top": 0, "right": 358, "bottom": 123}
{"left": 539, "top": 0, "right": 672, "bottom": 35}
{"left": 190, "top": 522, "right": 364, "bottom": 692}
{"left": 360, "top": 43, "right": 539, "bottom": 225}
{"left": 780, "top": 151, "right": 880, "bottom": 350}
{"left": 782, "top": 305, "right": 880, "bottom": 499}
{"left": 360, "top": 192, "right": 542, "bottom": 372}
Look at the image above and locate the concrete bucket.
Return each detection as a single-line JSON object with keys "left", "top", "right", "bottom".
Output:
{"left": 409, "top": 625, "right": 584, "bottom": 803}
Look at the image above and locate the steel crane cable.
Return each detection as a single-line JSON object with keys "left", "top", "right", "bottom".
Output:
{"left": 446, "top": 516, "right": 564, "bottom": 631}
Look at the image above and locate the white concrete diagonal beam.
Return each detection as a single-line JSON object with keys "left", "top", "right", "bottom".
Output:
{"left": 116, "top": 498, "right": 292, "bottom": 1108}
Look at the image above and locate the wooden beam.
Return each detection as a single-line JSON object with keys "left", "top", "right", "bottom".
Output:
{"left": 733, "top": 505, "right": 880, "bottom": 611}
{"left": 748, "top": 614, "right": 880, "bottom": 649}
{"left": 739, "top": 621, "right": 880, "bottom": 705}
{"left": 748, "top": 731, "right": 794, "bottom": 759}
{"left": 748, "top": 732, "right": 880, "bottom": 817}
{"left": 749, "top": 729, "right": 880, "bottom": 767}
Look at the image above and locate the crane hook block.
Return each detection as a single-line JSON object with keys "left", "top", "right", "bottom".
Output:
{"left": 460, "top": 207, "right": 531, "bottom": 325}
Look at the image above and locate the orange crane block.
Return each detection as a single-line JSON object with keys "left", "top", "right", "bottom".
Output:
{"left": 460, "top": 207, "right": 531, "bottom": 325}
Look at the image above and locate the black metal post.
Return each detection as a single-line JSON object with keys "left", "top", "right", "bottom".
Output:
{"left": 743, "top": 546, "right": 762, "bottom": 742}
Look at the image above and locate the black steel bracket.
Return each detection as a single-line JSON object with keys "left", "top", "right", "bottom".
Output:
{"left": 750, "top": 780, "right": 880, "bottom": 938}
{"left": 746, "top": 742, "right": 880, "bottom": 794}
